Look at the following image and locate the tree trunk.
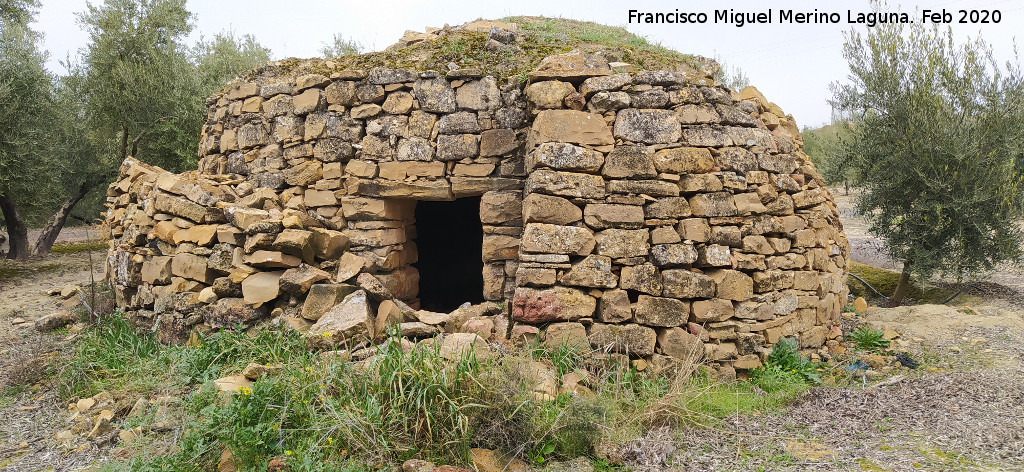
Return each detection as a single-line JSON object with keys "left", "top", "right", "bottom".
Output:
{"left": 119, "top": 126, "right": 129, "bottom": 161}
{"left": 0, "top": 194, "right": 30, "bottom": 260}
{"left": 31, "top": 181, "right": 92, "bottom": 257}
{"left": 889, "top": 260, "right": 912, "bottom": 307}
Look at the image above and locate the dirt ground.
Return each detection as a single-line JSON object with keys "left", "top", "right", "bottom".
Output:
{"left": 0, "top": 249, "right": 108, "bottom": 472}
{"left": 1, "top": 194, "right": 1022, "bottom": 471}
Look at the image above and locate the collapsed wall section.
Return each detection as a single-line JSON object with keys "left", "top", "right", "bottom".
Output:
{"left": 104, "top": 46, "right": 850, "bottom": 374}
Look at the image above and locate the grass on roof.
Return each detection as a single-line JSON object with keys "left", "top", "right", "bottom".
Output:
{"left": 272, "top": 16, "right": 704, "bottom": 86}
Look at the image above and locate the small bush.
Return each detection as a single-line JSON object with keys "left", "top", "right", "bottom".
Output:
{"left": 750, "top": 338, "right": 820, "bottom": 392}
{"left": 849, "top": 326, "right": 890, "bottom": 352}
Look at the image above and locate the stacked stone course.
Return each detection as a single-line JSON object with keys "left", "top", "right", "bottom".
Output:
{"left": 104, "top": 41, "right": 849, "bottom": 373}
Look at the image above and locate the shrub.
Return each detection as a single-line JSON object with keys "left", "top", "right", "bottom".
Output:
{"left": 849, "top": 326, "right": 890, "bottom": 352}
{"left": 750, "top": 338, "right": 820, "bottom": 392}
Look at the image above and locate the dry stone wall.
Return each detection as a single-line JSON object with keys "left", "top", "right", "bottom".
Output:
{"left": 104, "top": 46, "right": 849, "bottom": 373}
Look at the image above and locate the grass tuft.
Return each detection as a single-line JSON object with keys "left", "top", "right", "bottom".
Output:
{"left": 50, "top": 239, "right": 108, "bottom": 254}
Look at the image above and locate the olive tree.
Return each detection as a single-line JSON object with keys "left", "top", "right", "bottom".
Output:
{"left": 0, "top": 12, "right": 53, "bottom": 259}
{"left": 831, "top": 20, "right": 1024, "bottom": 306}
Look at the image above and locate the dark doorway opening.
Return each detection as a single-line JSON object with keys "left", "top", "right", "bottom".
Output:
{"left": 412, "top": 196, "right": 484, "bottom": 313}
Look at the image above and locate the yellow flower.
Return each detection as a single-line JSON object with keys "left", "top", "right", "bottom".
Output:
{"left": 237, "top": 386, "right": 252, "bottom": 396}
{"left": 285, "top": 450, "right": 293, "bottom": 456}
{"left": 322, "top": 332, "right": 331, "bottom": 338}
{"left": 327, "top": 437, "right": 333, "bottom": 444}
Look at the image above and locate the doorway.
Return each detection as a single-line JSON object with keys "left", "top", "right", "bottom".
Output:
{"left": 411, "top": 196, "right": 485, "bottom": 312}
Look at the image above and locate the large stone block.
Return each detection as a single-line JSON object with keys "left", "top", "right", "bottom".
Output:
{"left": 657, "top": 327, "right": 704, "bottom": 360}
{"left": 279, "top": 265, "right": 331, "bottom": 295}
{"left": 528, "top": 142, "right": 604, "bottom": 172}
{"left": 706, "top": 269, "right": 754, "bottom": 301}
{"left": 619, "top": 263, "right": 662, "bottom": 295}
{"left": 141, "top": 256, "right": 173, "bottom": 285}
{"left": 305, "top": 290, "right": 374, "bottom": 347}
{"left": 530, "top": 51, "right": 612, "bottom": 81}
{"left": 528, "top": 110, "right": 614, "bottom": 147}
{"left": 559, "top": 255, "right": 617, "bottom": 288}
{"left": 634, "top": 295, "right": 689, "bottom": 327}
{"left": 525, "top": 169, "right": 606, "bottom": 199}
{"left": 456, "top": 77, "right": 501, "bottom": 111}
{"left": 661, "top": 269, "right": 715, "bottom": 298}
{"left": 692, "top": 298, "right": 734, "bottom": 323}
{"left": 413, "top": 78, "right": 456, "bottom": 113}
{"left": 651, "top": 243, "right": 698, "bottom": 267}
{"left": 512, "top": 287, "right": 595, "bottom": 323}
{"left": 241, "top": 270, "right": 284, "bottom": 306}
{"left": 437, "top": 134, "right": 480, "bottom": 161}
{"left": 607, "top": 180, "right": 680, "bottom": 199}
{"left": 644, "top": 197, "right": 691, "bottom": 219}
{"left": 614, "top": 109, "right": 681, "bottom": 144}
{"left": 301, "top": 283, "right": 359, "bottom": 321}
{"left": 274, "top": 229, "right": 314, "bottom": 262}
{"left": 603, "top": 145, "right": 657, "bottom": 179}
{"left": 171, "top": 253, "right": 214, "bottom": 283}
{"left": 482, "top": 235, "right": 520, "bottom": 261}
{"left": 689, "top": 192, "right": 738, "bottom": 217}
{"left": 713, "top": 147, "right": 758, "bottom": 172}
{"left": 588, "top": 323, "right": 656, "bottom": 356}
{"left": 522, "top": 193, "right": 582, "bottom": 225}
{"left": 594, "top": 229, "right": 649, "bottom": 258}
{"left": 480, "top": 191, "right": 522, "bottom": 224}
{"left": 580, "top": 73, "right": 632, "bottom": 96}
{"left": 653, "top": 147, "right": 714, "bottom": 174}
{"left": 522, "top": 223, "right": 595, "bottom": 256}
{"left": 583, "top": 204, "right": 644, "bottom": 230}
{"left": 543, "top": 322, "right": 588, "bottom": 349}
{"left": 309, "top": 228, "right": 349, "bottom": 260}
{"left": 526, "top": 80, "right": 576, "bottom": 109}
{"left": 205, "top": 297, "right": 268, "bottom": 328}
{"left": 437, "top": 111, "right": 481, "bottom": 134}
{"left": 597, "top": 288, "right": 632, "bottom": 323}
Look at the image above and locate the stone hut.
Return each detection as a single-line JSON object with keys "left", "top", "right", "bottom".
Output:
{"left": 104, "top": 20, "right": 850, "bottom": 373}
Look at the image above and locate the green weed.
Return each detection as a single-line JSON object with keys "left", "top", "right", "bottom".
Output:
{"left": 849, "top": 326, "right": 890, "bottom": 352}
{"left": 750, "top": 338, "right": 821, "bottom": 392}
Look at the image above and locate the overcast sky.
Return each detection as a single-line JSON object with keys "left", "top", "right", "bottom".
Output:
{"left": 31, "top": 0, "right": 1023, "bottom": 128}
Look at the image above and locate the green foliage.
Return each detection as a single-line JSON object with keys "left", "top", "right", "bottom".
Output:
{"left": 849, "top": 326, "right": 890, "bottom": 352}
{"left": 750, "top": 338, "right": 820, "bottom": 392}
{"left": 60, "top": 310, "right": 162, "bottom": 397}
{"left": 0, "top": 0, "right": 38, "bottom": 24}
{"left": 195, "top": 30, "right": 271, "bottom": 93}
{"left": 0, "top": 10, "right": 56, "bottom": 221}
{"left": 175, "top": 324, "right": 308, "bottom": 384}
{"left": 530, "top": 339, "right": 585, "bottom": 378}
{"left": 801, "top": 123, "right": 853, "bottom": 186}
{"left": 831, "top": 10, "right": 1024, "bottom": 282}
{"left": 319, "top": 33, "right": 362, "bottom": 58}
{"left": 77, "top": 0, "right": 199, "bottom": 171}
